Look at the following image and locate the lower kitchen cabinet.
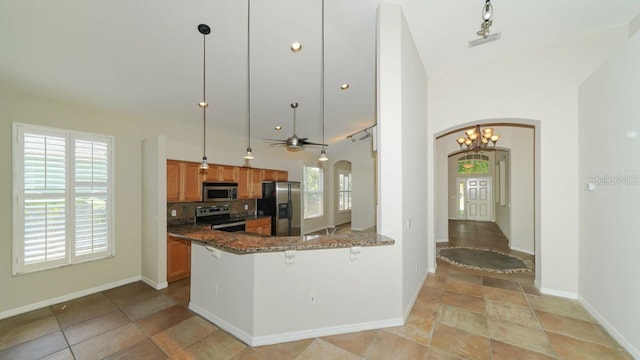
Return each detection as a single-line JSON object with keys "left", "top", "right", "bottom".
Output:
{"left": 167, "top": 235, "right": 191, "bottom": 282}
{"left": 246, "top": 217, "right": 272, "bottom": 236}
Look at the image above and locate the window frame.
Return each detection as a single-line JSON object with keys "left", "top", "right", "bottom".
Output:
{"left": 303, "top": 166, "right": 324, "bottom": 219}
{"left": 12, "top": 123, "right": 115, "bottom": 275}
{"left": 337, "top": 169, "right": 352, "bottom": 212}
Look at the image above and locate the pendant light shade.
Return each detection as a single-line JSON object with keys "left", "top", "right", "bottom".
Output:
{"left": 318, "top": 0, "right": 328, "bottom": 163}
{"left": 198, "top": 24, "right": 211, "bottom": 170}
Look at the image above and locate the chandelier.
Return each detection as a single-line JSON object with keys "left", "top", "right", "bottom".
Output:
{"left": 456, "top": 125, "right": 500, "bottom": 151}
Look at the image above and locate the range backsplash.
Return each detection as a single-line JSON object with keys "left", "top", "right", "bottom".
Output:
{"left": 167, "top": 200, "right": 257, "bottom": 222}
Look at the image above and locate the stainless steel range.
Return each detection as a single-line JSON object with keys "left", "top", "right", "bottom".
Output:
{"left": 195, "top": 205, "right": 246, "bottom": 232}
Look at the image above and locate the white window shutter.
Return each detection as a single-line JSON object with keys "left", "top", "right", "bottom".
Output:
{"left": 20, "top": 131, "right": 68, "bottom": 270}
{"left": 13, "top": 123, "right": 114, "bottom": 274}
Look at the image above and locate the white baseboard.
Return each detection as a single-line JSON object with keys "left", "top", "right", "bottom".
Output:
{"left": 190, "top": 302, "right": 403, "bottom": 347}
{"left": 539, "top": 287, "right": 578, "bottom": 300}
{"left": 577, "top": 295, "right": 640, "bottom": 359}
{"left": 189, "top": 303, "right": 253, "bottom": 346}
{"left": 0, "top": 276, "right": 142, "bottom": 320}
{"left": 510, "top": 246, "right": 535, "bottom": 255}
{"left": 436, "top": 238, "right": 449, "bottom": 243}
{"left": 141, "top": 276, "right": 168, "bottom": 290}
{"left": 251, "top": 318, "right": 404, "bottom": 347}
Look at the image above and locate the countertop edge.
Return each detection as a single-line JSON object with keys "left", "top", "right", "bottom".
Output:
{"left": 167, "top": 225, "right": 395, "bottom": 255}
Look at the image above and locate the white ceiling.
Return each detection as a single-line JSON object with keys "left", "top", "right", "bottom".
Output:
{"left": 1, "top": 0, "right": 639, "bottom": 150}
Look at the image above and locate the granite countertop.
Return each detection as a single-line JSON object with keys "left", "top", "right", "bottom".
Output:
{"left": 167, "top": 225, "right": 395, "bottom": 255}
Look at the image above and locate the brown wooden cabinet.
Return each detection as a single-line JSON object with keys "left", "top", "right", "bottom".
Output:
{"left": 238, "top": 167, "right": 264, "bottom": 199}
{"left": 167, "top": 160, "right": 204, "bottom": 203}
{"left": 263, "top": 169, "right": 289, "bottom": 182}
{"left": 167, "top": 235, "right": 191, "bottom": 282}
{"left": 206, "top": 164, "right": 238, "bottom": 183}
{"left": 168, "top": 160, "right": 286, "bottom": 202}
{"left": 246, "top": 217, "right": 272, "bottom": 236}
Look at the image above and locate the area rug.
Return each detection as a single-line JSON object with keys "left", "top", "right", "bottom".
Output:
{"left": 437, "top": 247, "right": 534, "bottom": 273}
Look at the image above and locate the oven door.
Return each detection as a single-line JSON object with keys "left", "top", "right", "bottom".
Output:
{"left": 211, "top": 221, "right": 246, "bottom": 232}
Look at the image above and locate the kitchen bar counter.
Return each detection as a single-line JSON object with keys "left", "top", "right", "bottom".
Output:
{"left": 167, "top": 225, "right": 395, "bottom": 255}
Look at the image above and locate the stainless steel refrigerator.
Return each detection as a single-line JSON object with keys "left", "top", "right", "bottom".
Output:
{"left": 257, "top": 181, "right": 301, "bottom": 236}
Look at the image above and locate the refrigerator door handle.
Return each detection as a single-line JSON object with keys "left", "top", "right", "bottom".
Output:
{"left": 287, "top": 200, "right": 293, "bottom": 220}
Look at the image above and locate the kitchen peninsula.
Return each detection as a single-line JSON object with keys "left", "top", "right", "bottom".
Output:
{"left": 167, "top": 226, "right": 398, "bottom": 346}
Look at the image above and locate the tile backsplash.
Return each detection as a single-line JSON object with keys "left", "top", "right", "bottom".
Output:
{"left": 167, "top": 200, "right": 257, "bottom": 221}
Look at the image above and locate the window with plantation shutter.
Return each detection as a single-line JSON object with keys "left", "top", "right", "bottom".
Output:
{"left": 13, "top": 123, "right": 114, "bottom": 275}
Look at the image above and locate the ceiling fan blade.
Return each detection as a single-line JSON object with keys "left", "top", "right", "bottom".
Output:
{"left": 302, "top": 141, "right": 328, "bottom": 146}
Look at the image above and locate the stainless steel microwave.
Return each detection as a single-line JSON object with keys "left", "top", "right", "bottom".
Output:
{"left": 202, "top": 182, "right": 238, "bottom": 202}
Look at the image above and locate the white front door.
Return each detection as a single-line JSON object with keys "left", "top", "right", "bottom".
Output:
{"left": 466, "top": 178, "right": 491, "bottom": 221}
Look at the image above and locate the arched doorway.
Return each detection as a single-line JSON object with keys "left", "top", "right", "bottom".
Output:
{"left": 431, "top": 120, "right": 540, "bottom": 282}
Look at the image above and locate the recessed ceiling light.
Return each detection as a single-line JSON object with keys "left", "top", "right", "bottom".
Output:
{"left": 340, "top": 84, "right": 350, "bottom": 90}
{"left": 275, "top": 126, "right": 282, "bottom": 130}
{"left": 290, "top": 42, "right": 302, "bottom": 52}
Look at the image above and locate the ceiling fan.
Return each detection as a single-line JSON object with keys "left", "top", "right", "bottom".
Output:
{"left": 263, "top": 102, "right": 328, "bottom": 152}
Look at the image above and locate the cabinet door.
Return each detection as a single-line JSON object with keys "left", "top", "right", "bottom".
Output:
{"left": 250, "top": 168, "right": 263, "bottom": 199}
{"left": 167, "top": 161, "right": 181, "bottom": 202}
{"left": 221, "top": 166, "right": 238, "bottom": 182}
{"left": 263, "top": 169, "right": 277, "bottom": 181}
{"left": 246, "top": 217, "right": 271, "bottom": 235}
{"left": 183, "top": 162, "right": 203, "bottom": 202}
{"left": 237, "top": 167, "right": 250, "bottom": 199}
{"left": 167, "top": 236, "right": 191, "bottom": 282}
{"left": 205, "top": 164, "right": 222, "bottom": 182}
{"left": 277, "top": 171, "right": 289, "bottom": 181}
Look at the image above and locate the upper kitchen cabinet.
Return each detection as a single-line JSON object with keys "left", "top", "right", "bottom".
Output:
{"left": 263, "top": 169, "right": 289, "bottom": 182}
{"left": 167, "top": 160, "right": 204, "bottom": 203}
{"left": 206, "top": 164, "right": 238, "bottom": 183}
{"left": 238, "top": 167, "right": 264, "bottom": 199}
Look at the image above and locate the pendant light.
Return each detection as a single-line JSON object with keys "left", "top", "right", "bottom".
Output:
{"left": 243, "top": 0, "right": 254, "bottom": 160}
{"left": 318, "top": 0, "right": 328, "bottom": 162}
{"left": 198, "top": 24, "right": 211, "bottom": 169}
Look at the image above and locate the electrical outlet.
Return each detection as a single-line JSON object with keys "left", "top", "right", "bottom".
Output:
{"left": 213, "top": 283, "right": 218, "bottom": 294}
{"left": 171, "top": 209, "right": 177, "bottom": 217}
{"left": 244, "top": 203, "right": 249, "bottom": 210}
{"left": 415, "top": 264, "right": 419, "bottom": 273}
{"left": 309, "top": 293, "right": 316, "bottom": 305}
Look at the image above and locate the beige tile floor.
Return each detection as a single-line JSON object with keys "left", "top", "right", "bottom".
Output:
{"left": 0, "top": 221, "right": 633, "bottom": 359}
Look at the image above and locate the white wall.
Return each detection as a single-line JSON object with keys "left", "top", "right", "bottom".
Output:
{"left": 377, "top": 3, "right": 430, "bottom": 315}
{"left": 0, "top": 89, "right": 144, "bottom": 316}
{"left": 141, "top": 135, "right": 168, "bottom": 289}
{"left": 427, "top": 25, "right": 629, "bottom": 295}
{"left": 578, "top": 31, "right": 640, "bottom": 358}
{"left": 494, "top": 149, "right": 511, "bottom": 241}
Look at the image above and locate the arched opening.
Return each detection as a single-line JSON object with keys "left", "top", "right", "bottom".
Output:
{"left": 431, "top": 119, "right": 540, "bottom": 283}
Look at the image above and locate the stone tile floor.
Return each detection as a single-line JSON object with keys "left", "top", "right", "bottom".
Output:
{"left": 0, "top": 221, "right": 633, "bottom": 359}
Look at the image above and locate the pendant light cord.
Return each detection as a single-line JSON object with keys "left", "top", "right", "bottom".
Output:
{"left": 320, "top": 0, "right": 325, "bottom": 151}
{"left": 203, "top": 33, "right": 207, "bottom": 159}
{"left": 247, "top": 0, "right": 251, "bottom": 150}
